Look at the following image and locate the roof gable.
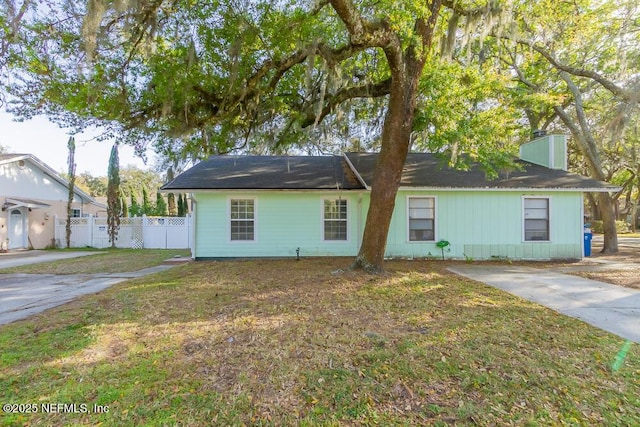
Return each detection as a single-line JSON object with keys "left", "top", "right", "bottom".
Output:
{"left": 0, "top": 154, "right": 104, "bottom": 205}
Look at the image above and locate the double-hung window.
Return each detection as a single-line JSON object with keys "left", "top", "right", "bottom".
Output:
{"left": 230, "top": 199, "right": 255, "bottom": 241}
{"left": 408, "top": 197, "right": 435, "bottom": 241}
{"left": 324, "top": 199, "right": 347, "bottom": 241}
{"left": 523, "top": 197, "right": 549, "bottom": 241}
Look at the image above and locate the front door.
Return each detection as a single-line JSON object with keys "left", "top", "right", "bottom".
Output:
{"left": 8, "top": 209, "right": 26, "bottom": 249}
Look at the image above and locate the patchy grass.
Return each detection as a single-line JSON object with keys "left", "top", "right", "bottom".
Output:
{"left": 535, "top": 237, "right": 640, "bottom": 290}
{"left": 0, "top": 249, "right": 191, "bottom": 274}
{"left": 572, "top": 270, "right": 640, "bottom": 290}
{"left": 0, "top": 259, "right": 638, "bottom": 426}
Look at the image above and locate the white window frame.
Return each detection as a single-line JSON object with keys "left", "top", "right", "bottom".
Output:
{"left": 71, "top": 208, "right": 82, "bottom": 218}
{"left": 323, "top": 199, "right": 348, "bottom": 241}
{"left": 407, "top": 196, "right": 437, "bottom": 242}
{"left": 229, "top": 198, "right": 256, "bottom": 242}
{"left": 522, "top": 196, "right": 550, "bottom": 242}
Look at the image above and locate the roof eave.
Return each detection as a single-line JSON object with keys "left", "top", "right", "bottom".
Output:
{"left": 159, "top": 187, "right": 367, "bottom": 193}
{"left": 161, "top": 185, "right": 619, "bottom": 193}
{"left": 0, "top": 154, "right": 30, "bottom": 166}
{"left": 396, "top": 185, "right": 621, "bottom": 192}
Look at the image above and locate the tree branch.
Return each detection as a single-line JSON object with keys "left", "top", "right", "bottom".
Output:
{"left": 533, "top": 45, "right": 630, "bottom": 100}
{"left": 190, "top": 41, "right": 366, "bottom": 122}
{"left": 441, "top": 0, "right": 504, "bottom": 20}
{"left": 329, "top": 0, "right": 391, "bottom": 48}
{"left": 409, "top": 0, "right": 442, "bottom": 65}
{"left": 299, "top": 78, "right": 391, "bottom": 128}
{"left": 1, "top": 0, "right": 31, "bottom": 63}
{"left": 495, "top": 34, "right": 633, "bottom": 102}
{"left": 309, "top": 0, "right": 330, "bottom": 16}
{"left": 553, "top": 73, "right": 606, "bottom": 181}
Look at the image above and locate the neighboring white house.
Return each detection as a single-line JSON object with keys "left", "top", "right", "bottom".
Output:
{"left": 0, "top": 154, "right": 105, "bottom": 250}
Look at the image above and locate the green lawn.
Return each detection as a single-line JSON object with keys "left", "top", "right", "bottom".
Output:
{"left": 0, "top": 249, "right": 191, "bottom": 274}
{"left": 0, "top": 258, "right": 638, "bottom": 426}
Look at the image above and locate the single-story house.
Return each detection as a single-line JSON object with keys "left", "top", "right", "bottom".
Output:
{"left": 0, "top": 154, "right": 105, "bottom": 250}
{"left": 161, "top": 134, "right": 619, "bottom": 260}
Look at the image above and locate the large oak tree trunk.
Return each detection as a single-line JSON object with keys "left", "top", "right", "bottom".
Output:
{"left": 351, "top": 41, "right": 434, "bottom": 271}
{"left": 352, "top": 84, "right": 414, "bottom": 272}
{"left": 332, "top": 0, "right": 441, "bottom": 272}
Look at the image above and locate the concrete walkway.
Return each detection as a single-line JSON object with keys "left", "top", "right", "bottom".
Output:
{"left": 448, "top": 265, "right": 640, "bottom": 343}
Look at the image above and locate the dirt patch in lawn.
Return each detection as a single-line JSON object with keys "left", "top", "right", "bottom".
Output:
{"left": 590, "top": 238, "right": 640, "bottom": 263}
{"left": 578, "top": 270, "right": 640, "bottom": 289}
{"left": 536, "top": 236, "right": 640, "bottom": 290}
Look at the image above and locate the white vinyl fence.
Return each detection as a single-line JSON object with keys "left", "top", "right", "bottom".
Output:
{"left": 54, "top": 215, "right": 192, "bottom": 249}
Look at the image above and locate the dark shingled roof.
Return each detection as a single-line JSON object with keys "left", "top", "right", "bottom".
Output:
{"left": 161, "top": 155, "right": 363, "bottom": 190}
{"left": 161, "top": 152, "right": 619, "bottom": 192}
{"left": 346, "top": 153, "right": 619, "bottom": 191}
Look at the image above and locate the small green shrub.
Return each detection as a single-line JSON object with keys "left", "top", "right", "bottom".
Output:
{"left": 589, "top": 220, "right": 631, "bottom": 234}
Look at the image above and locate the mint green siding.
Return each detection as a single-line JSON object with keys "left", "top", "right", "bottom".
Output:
{"left": 519, "top": 134, "right": 567, "bottom": 170}
{"left": 193, "top": 189, "right": 584, "bottom": 260}
{"left": 193, "top": 191, "right": 363, "bottom": 258}
{"left": 551, "top": 135, "right": 568, "bottom": 170}
{"left": 387, "top": 190, "right": 583, "bottom": 260}
{"left": 520, "top": 137, "right": 551, "bottom": 168}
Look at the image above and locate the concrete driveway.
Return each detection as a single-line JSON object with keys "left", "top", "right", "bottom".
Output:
{"left": 0, "top": 250, "right": 100, "bottom": 269}
{"left": 0, "top": 250, "right": 177, "bottom": 325}
{"left": 449, "top": 265, "right": 640, "bottom": 343}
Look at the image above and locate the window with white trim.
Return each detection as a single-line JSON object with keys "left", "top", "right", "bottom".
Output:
{"left": 71, "top": 208, "right": 81, "bottom": 218}
{"left": 523, "top": 197, "right": 549, "bottom": 241}
{"left": 230, "top": 199, "right": 255, "bottom": 241}
{"left": 408, "top": 197, "right": 435, "bottom": 241}
{"left": 324, "top": 199, "right": 347, "bottom": 240}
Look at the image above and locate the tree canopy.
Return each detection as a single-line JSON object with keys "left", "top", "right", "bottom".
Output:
{"left": 2, "top": 0, "right": 638, "bottom": 267}
{"left": 3, "top": 1, "right": 517, "bottom": 161}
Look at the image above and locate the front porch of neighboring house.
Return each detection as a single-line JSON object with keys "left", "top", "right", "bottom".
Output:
{"left": 1, "top": 197, "right": 51, "bottom": 251}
